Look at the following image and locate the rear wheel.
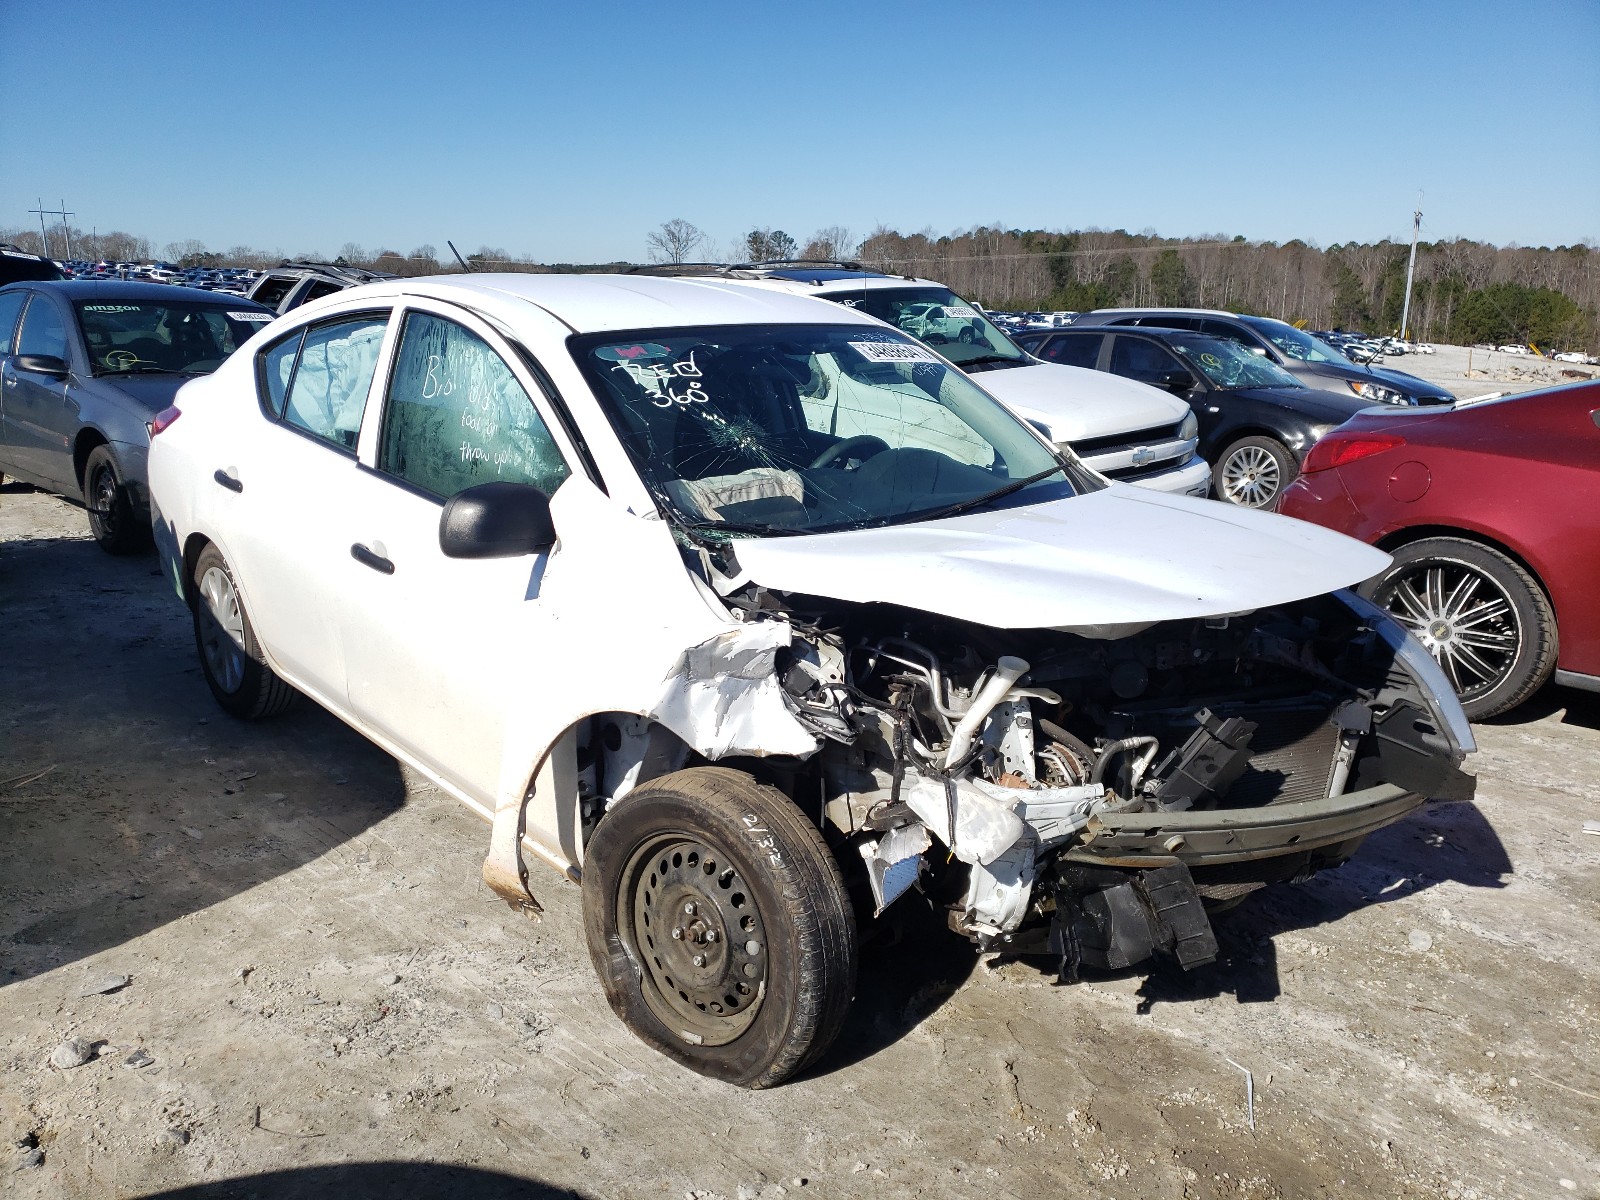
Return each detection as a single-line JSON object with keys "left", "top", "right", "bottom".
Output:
{"left": 1363, "top": 537, "right": 1556, "bottom": 720}
{"left": 583, "top": 767, "right": 856, "bottom": 1088}
{"left": 83, "top": 445, "right": 151, "bottom": 554}
{"left": 191, "top": 544, "right": 298, "bottom": 719}
{"left": 1215, "top": 435, "right": 1295, "bottom": 508}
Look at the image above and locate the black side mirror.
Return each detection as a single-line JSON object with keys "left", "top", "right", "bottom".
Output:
{"left": 438, "top": 482, "right": 556, "bottom": 559}
{"left": 14, "top": 354, "right": 69, "bottom": 379}
{"left": 1154, "top": 370, "right": 1193, "bottom": 394}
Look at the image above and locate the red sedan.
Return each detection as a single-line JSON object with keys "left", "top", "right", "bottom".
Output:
{"left": 1278, "top": 381, "right": 1600, "bottom": 719}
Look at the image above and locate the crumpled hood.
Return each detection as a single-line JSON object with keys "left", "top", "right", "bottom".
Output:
{"left": 731, "top": 486, "right": 1390, "bottom": 631}
{"left": 976, "top": 361, "right": 1187, "bottom": 443}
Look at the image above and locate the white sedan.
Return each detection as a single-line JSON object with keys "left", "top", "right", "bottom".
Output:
{"left": 147, "top": 275, "right": 1473, "bottom": 1087}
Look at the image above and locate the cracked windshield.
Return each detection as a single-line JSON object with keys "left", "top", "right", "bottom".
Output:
{"left": 575, "top": 325, "right": 1074, "bottom": 536}
{"left": 1171, "top": 335, "right": 1304, "bottom": 389}
{"left": 831, "top": 285, "right": 1029, "bottom": 369}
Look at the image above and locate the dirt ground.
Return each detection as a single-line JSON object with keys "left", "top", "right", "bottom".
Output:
{"left": 1379, "top": 343, "right": 1596, "bottom": 402}
{"left": 2, "top": 484, "right": 1597, "bottom": 1200}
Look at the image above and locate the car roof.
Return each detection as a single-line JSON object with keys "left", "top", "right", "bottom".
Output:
{"left": 1075, "top": 306, "right": 1242, "bottom": 322}
{"left": 321, "top": 272, "right": 891, "bottom": 334}
{"left": 0, "top": 279, "right": 274, "bottom": 307}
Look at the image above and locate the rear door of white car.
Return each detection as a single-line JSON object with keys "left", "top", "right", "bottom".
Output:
{"left": 218, "top": 307, "right": 393, "bottom": 697}
{"left": 337, "top": 300, "right": 580, "bottom": 804}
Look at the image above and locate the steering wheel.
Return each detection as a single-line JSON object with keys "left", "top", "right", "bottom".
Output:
{"left": 809, "top": 435, "right": 890, "bottom": 470}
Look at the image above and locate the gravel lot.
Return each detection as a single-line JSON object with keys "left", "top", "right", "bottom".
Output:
{"left": 2, "top": 483, "right": 1597, "bottom": 1200}
{"left": 1383, "top": 344, "right": 1597, "bottom": 401}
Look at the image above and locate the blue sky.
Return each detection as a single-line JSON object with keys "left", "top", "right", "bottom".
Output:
{"left": 3, "top": 0, "right": 1596, "bottom": 262}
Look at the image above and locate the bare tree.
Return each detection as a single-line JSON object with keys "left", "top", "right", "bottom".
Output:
{"left": 800, "top": 225, "right": 856, "bottom": 261}
{"left": 646, "top": 218, "right": 707, "bottom": 264}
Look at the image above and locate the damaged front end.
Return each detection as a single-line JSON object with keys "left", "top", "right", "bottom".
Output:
{"left": 720, "top": 585, "right": 1474, "bottom": 982}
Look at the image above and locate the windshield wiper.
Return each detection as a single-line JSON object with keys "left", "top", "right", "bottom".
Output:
{"left": 907, "top": 465, "right": 1067, "bottom": 524}
{"left": 954, "top": 353, "right": 1022, "bottom": 368}
{"left": 676, "top": 517, "right": 808, "bottom": 540}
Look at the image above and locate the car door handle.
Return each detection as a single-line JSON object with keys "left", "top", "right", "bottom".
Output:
{"left": 212, "top": 469, "right": 243, "bottom": 493}
{"left": 350, "top": 543, "right": 395, "bottom": 575}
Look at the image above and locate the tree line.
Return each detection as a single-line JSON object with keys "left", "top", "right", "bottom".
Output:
{"left": 7, "top": 217, "right": 1595, "bottom": 351}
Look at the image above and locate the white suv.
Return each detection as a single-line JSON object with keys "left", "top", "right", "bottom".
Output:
{"left": 685, "top": 263, "right": 1211, "bottom": 496}
{"left": 147, "top": 274, "right": 1472, "bottom": 1088}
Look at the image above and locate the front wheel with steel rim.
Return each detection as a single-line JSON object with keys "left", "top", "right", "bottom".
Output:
{"left": 83, "top": 444, "right": 151, "bottom": 554}
{"left": 1214, "top": 435, "right": 1295, "bottom": 508}
{"left": 190, "top": 544, "right": 298, "bottom": 720}
{"left": 1362, "top": 537, "right": 1557, "bottom": 721}
{"left": 583, "top": 766, "right": 856, "bottom": 1088}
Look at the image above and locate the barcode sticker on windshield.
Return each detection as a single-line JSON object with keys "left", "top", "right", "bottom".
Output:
{"left": 849, "top": 341, "right": 941, "bottom": 365}
{"left": 2, "top": 249, "right": 40, "bottom": 259}
{"left": 942, "top": 306, "right": 978, "bottom": 319}
{"left": 229, "top": 311, "right": 273, "bottom": 322}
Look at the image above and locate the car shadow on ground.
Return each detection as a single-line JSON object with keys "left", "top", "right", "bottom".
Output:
{"left": 806, "top": 900, "right": 979, "bottom": 1079}
{"left": 0, "top": 535, "right": 407, "bottom": 989}
{"left": 1484, "top": 682, "right": 1600, "bottom": 730}
{"left": 127, "top": 1163, "right": 586, "bottom": 1199}
{"left": 1126, "top": 797, "right": 1511, "bottom": 1011}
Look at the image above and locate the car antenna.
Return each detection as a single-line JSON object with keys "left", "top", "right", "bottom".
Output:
{"left": 447, "top": 240, "right": 475, "bottom": 272}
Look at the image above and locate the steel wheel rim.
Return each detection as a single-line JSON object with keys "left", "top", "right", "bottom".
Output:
{"left": 619, "top": 833, "right": 767, "bottom": 1046}
{"left": 1220, "top": 445, "right": 1281, "bottom": 507}
{"left": 197, "top": 565, "right": 247, "bottom": 694}
{"left": 1377, "top": 559, "right": 1522, "bottom": 701}
{"left": 89, "top": 462, "right": 119, "bottom": 537}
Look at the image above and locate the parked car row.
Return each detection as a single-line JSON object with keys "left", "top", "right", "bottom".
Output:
{"left": 5, "top": 265, "right": 1592, "bottom": 1092}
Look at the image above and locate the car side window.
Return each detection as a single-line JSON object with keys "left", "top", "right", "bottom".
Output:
{"left": 378, "top": 312, "right": 570, "bottom": 500}
{"left": 16, "top": 297, "right": 68, "bottom": 360}
{"left": 1109, "top": 336, "right": 1186, "bottom": 383}
{"left": 1138, "top": 315, "right": 1200, "bottom": 331}
{"left": 1198, "top": 319, "right": 1256, "bottom": 347}
{"left": 259, "top": 316, "right": 387, "bottom": 450}
{"left": 1036, "top": 332, "right": 1103, "bottom": 369}
{"left": 0, "top": 291, "right": 26, "bottom": 355}
{"left": 259, "top": 328, "right": 303, "bottom": 417}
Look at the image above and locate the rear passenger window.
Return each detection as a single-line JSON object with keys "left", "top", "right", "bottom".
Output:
{"left": 0, "top": 291, "right": 26, "bottom": 356}
{"left": 1109, "top": 336, "right": 1185, "bottom": 384}
{"left": 1036, "top": 333, "right": 1102, "bottom": 369}
{"left": 378, "top": 312, "right": 570, "bottom": 501}
{"left": 1198, "top": 319, "right": 1258, "bottom": 348}
{"left": 250, "top": 276, "right": 297, "bottom": 310}
{"left": 256, "top": 315, "right": 388, "bottom": 451}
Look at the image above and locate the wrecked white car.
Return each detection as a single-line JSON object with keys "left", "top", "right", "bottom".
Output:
{"left": 146, "top": 275, "right": 1475, "bottom": 1088}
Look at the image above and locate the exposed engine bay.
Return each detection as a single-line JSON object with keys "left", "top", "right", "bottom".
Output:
{"left": 578, "top": 583, "right": 1475, "bottom": 983}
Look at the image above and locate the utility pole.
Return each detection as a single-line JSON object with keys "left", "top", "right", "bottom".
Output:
{"left": 26, "top": 198, "right": 75, "bottom": 260}
{"left": 1399, "top": 193, "right": 1422, "bottom": 340}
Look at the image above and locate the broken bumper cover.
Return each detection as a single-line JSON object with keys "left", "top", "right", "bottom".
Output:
{"left": 1072, "top": 782, "right": 1426, "bottom": 867}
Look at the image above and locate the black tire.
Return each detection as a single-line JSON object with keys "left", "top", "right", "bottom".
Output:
{"left": 1214, "top": 435, "right": 1296, "bottom": 509}
{"left": 583, "top": 766, "right": 857, "bottom": 1088}
{"left": 190, "top": 543, "right": 298, "bottom": 719}
{"left": 83, "top": 444, "right": 152, "bottom": 554}
{"left": 1362, "top": 537, "right": 1557, "bottom": 721}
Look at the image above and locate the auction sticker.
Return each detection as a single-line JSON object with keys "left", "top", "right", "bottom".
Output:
{"left": 849, "top": 340, "right": 941, "bottom": 365}
{"left": 941, "top": 306, "right": 978, "bottom": 319}
{"left": 229, "top": 311, "right": 274, "bottom": 322}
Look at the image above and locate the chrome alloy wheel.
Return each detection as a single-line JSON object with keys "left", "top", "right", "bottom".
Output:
{"left": 1219, "top": 444, "right": 1282, "bottom": 507}
{"left": 196, "top": 565, "right": 248, "bottom": 694}
{"left": 1380, "top": 560, "right": 1521, "bottom": 701}
{"left": 621, "top": 834, "right": 768, "bottom": 1046}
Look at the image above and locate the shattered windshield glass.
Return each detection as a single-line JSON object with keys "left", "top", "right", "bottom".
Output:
{"left": 572, "top": 324, "right": 1079, "bottom": 537}
{"left": 1171, "top": 335, "right": 1304, "bottom": 390}
{"left": 824, "top": 286, "right": 1029, "bottom": 369}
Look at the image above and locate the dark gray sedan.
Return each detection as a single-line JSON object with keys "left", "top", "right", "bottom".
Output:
{"left": 0, "top": 281, "right": 274, "bottom": 552}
